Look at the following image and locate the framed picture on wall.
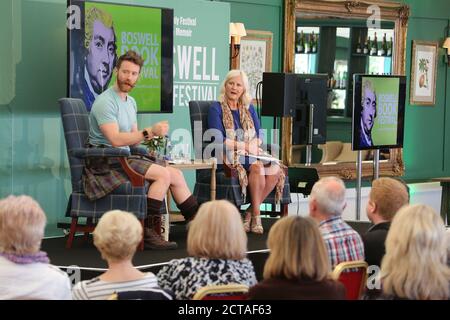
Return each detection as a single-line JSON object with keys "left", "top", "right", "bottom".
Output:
{"left": 237, "top": 30, "right": 273, "bottom": 104}
{"left": 410, "top": 40, "right": 438, "bottom": 105}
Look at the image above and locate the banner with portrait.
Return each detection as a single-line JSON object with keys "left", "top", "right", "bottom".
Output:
{"left": 352, "top": 74, "right": 406, "bottom": 150}
{"left": 68, "top": 0, "right": 173, "bottom": 113}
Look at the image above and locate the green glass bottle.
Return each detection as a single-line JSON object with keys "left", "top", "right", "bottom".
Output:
{"left": 363, "top": 36, "right": 370, "bottom": 55}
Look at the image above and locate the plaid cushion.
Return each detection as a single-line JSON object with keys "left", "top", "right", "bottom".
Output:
{"left": 188, "top": 101, "right": 291, "bottom": 208}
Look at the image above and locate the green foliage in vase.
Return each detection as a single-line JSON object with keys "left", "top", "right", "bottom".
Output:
{"left": 142, "top": 136, "right": 167, "bottom": 154}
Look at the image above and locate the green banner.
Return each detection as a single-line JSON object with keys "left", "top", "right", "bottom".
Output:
{"left": 85, "top": 2, "right": 163, "bottom": 112}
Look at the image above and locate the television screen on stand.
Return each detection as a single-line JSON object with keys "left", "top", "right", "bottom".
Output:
{"left": 352, "top": 74, "right": 406, "bottom": 151}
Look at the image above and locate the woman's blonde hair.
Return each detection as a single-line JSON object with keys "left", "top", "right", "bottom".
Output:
{"left": 0, "top": 195, "right": 47, "bottom": 255}
{"left": 93, "top": 210, "right": 142, "bottom": 263}
{"left": 218, "top": 69, "right": 252, "bottom": 108}
{"left": 263, "top": 216, "right": 331, "bottom": 281}
{"left": 381, "top": 204, "right": 450, "bottom": 300}
{"left": 187, "top": 200, "right": 247, "bottom": 260}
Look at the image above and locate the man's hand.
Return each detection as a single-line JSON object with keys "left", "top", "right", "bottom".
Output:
{"left": 151, "top": 121, "right": 169, "bottom": 137}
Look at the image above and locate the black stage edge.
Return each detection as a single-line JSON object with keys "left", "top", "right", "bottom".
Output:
{"left": 43, "top": 218, "right": 371, "bottom": 281}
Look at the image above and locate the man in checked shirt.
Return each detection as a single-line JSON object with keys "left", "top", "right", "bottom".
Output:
{"left": 308, "top": 176, "right": 365, "bottom": 269}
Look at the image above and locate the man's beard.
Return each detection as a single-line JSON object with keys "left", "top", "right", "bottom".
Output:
{"left": 117, "top": 79, "right": 136, "bottom": 93}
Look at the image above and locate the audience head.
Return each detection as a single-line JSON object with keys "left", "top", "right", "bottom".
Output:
{"left": 93, "top": 210, "right": 143, "bottom": 263}
{"left": 187, "top": 200, "right": 247, "bottom": 260}
{"left": 381, "top": 204, "right": 450, "bottom": 300}
{"left": 0, "top": 195, "right": 47, "bottom": 255}
{"left": 309, "top": 176, "right": 347, "bottom": 221}
{"left": 219, "top": 69, "right": 252, "bottom": 108}
{"left": 366, "top": 177, "right": 409, "bottom": 224}
{"left": 263, "top": 216, "right": 331, "bottom": 281}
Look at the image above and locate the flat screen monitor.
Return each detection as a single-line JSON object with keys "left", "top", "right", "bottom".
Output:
{"left": 352, "top": 74, "right": 406, "bottom": 150}
{"left": 67, "top": 0, "right": 173, "bottom": 113}
{"left": 292, "top": 74, "right": 328, "bottom": 145}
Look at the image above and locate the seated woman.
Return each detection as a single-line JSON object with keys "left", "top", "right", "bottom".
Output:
{"left": 208, "top": 69, "right": 285, "bottom": 234}
{"left": 379, "top": 204, "right": 449, "bottom": 300}
{"left": 72, "top": 210, "right": 172, "bottom": 300}
{"left": 0, "top": 195, "right": 72, "bottom": 300}
{"left": 157, "top": 200, "right": 257, "bottom": 300}
{"left": 247, "top": 216, "right": 346, "bottom": 300}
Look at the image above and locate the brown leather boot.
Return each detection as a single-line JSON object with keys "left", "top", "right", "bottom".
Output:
{"left": 144, "top": 215, "right": 178, "bottom": 250}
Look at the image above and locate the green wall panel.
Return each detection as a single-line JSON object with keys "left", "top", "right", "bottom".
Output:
{"left": 401, "top": 0, "right": 450, "bottom": 181}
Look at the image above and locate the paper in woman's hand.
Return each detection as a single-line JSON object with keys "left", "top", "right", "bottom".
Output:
{"left": 236, "top": 150, "right": 280, "bottom": 164}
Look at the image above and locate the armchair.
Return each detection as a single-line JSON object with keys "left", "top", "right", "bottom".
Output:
{"left": 59, "top": 98, "right": 158, "bottom": 249}
{"left": 318, "top": 141, "right": 370, "bottom": 163}
{"left": 188, "top": 101, "right": 290, "bottom": 216}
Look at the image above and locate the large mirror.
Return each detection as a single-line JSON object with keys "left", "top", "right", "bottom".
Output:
{"left": 282, "top": 0, "right": 409, "bottom": 179}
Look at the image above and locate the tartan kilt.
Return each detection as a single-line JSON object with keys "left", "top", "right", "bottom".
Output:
{"left": 83, "top": 156, "right": 153, "bottom": 201}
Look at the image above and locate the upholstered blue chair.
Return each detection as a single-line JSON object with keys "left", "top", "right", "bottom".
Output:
{"left": 188, "top": 101, "right": 291, "bottom": 216}
{"left": 59, "top": 98, "right": 158, "bottom": 249}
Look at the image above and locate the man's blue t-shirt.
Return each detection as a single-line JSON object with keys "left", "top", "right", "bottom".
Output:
{"left": 88, "top": 87, "right": 137, "bottom": 151}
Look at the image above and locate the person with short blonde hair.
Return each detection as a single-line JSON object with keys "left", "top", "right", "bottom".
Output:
{"left": 218, "top": 69, "right": 253, "bottom": 108}
{"left": 72, "top": 210, "right": 172, "bottom": 300}
{"left": 93, "top": 209, "right": 142, "bottom": 262}
{"left": 208, "top": 69, "right": 285, "bottom": 235}
{"left": 248, "top": 216, "right": 346, "bottom": 299}
{"left": 157, "top": 200, "right": 257, "bottom": 300}
{"left": 309, "top": 176, "right": 365, "bottom": 269}
{"left": 0, "top": 195, "right": 72, "bottom": 300}
{"left": 363, "top": 177, "right": 409, "bottom": 268}
{"left": 380, "top": 204, "right": 450, "bottom": 300}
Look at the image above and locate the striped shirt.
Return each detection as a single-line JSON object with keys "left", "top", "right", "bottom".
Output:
{"left": 72, "top": 273, "right": 171, "bottom": 300}
{"left": 319, "top": 216, "right": 365, "bottom": 269}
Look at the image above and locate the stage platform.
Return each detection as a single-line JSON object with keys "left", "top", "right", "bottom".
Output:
{"left": 43, "top": 218, "right": 371, "bottom": 281}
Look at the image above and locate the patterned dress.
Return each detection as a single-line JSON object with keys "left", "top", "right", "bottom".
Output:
{"left": 157, "top": 257, "right": 257, "bottom": 300}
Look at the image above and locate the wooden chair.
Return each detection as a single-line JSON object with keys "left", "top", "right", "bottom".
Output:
{"left": 332, "top": 260, "right": 368, "bottom": 300}
{"left": 192, "top": 284, "right": 249, "bottom": 300}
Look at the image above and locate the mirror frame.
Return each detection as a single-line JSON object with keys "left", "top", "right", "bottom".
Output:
{"left": 282, "top": 0, "right": 409, "bottom": 179}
